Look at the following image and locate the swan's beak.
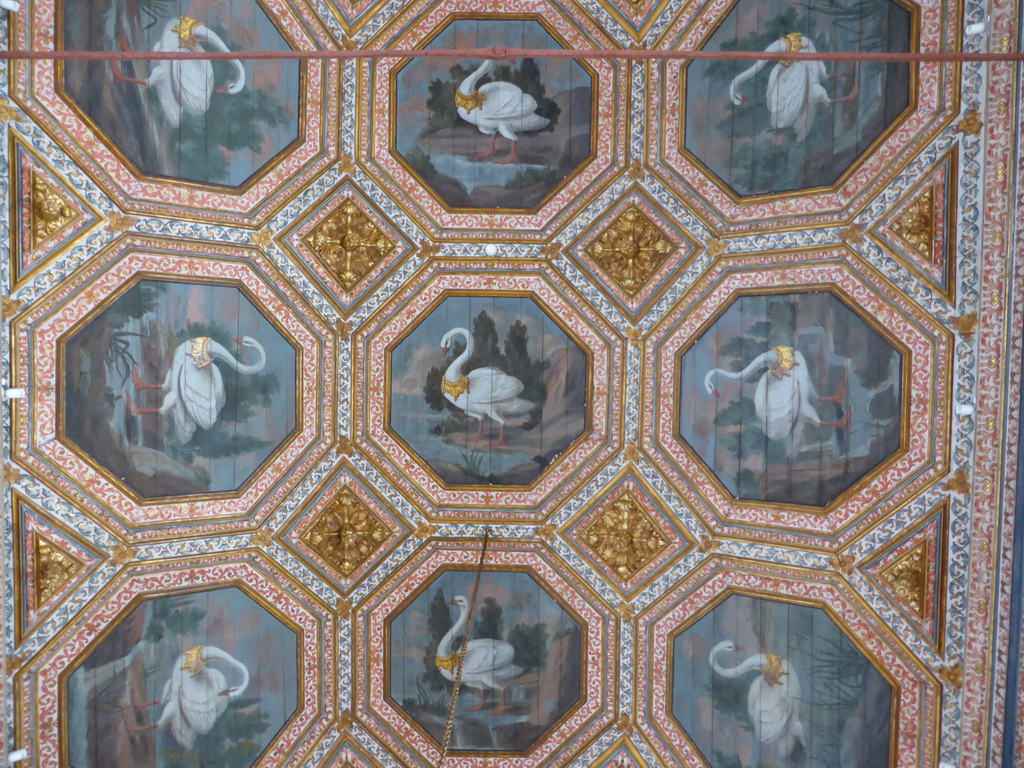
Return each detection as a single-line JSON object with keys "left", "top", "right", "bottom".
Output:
{"left": 441, "top": 345, "right": 449, "bottom": 357}
{"left": 218, "top": 689, "right": 231, "bottom": 696}
{"left": 735, "top": 645, "right": 744, "bottom": 652}
{"left": 447, "top": 598, "right": 458, "bottom": 606}
{"left": 232, "top": 337, "right": 244, "bottom": 345}
{"left": 710, "top": 386, "right": 720, "bottom": 398}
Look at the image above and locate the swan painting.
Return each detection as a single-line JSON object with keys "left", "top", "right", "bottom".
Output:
{"left": 113, "top": 16, "right": 246, "bottom": 127}
{"left": 435, "top": 595, "right": 523, "bottom": 713}
{"left": 456, "top": 60, "right": 551, "bottom": 164}
{"left": 439, "top": 327, "right": 535, "bottom": 448}
{"left": 127, "top": 335, "right": 267, "bottom": 443}
{"left": 728, "top": 32, "right": 859, "bottom": 141}
{"left": 710, "top": 640, "right": 806, "bottom": 762}
{"left": 134, "top": 645, "right": 251, "bottom": 749}
{"left": 704, "top": 345, "right": 849, "bottom": 452}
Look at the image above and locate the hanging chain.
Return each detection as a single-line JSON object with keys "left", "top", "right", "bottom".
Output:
{"left": 438, "top": 530, "right": 490, "bottom": 766}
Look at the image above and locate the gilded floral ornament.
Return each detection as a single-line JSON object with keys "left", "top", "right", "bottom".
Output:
{"left": 840, "top": 223, "right": 865, "bottom": 244}
{"left": 301, "top": 487, "right": 389, "bottom": 577}
{"left": 541, "top": 242, "right": 563, "bottom": 261}
{"left": 251, "top": 228, "right": 274, "bottom": 249}
{"left": 705, "top": 237, "right": 727, "bottom": 258}
{"left": 581, "top": 493, "right": 669, "bottom": 581}
{"left": 890, "top": 187, "right": 935, "bottom": 258}
{"left": 106, "top": 213, "right": 134, "bottom": 234}
{"left": 33, "top": 534, "right": 84, "bottom": 605}
{"left": 939, "top": 661, "right": 963, "bottom": 689}
{"left": 0, "top": 99, "right": 19, "bottom": 122}
{"left": 626, "top": 159, "right": 645, "bottom": 180}
{"left": 956, "top": 106, "right": 982, "bottom": 136}
{"left": 585, "top": 206, "right": 675, "bottom": 296}
{"left": 250, "top": 528, "right": 273, "bottom": 548}
{"left": 4, "top": 464, "right": 23, "bottom": 485}
{"left": 830, "top": 553, "right": 856, "bottom": 575}
{"left": 337, "top": 153, "right": 356, "bottom": 174}
{"left": 942, "top": 467, "right": 971, "bottom": 498}
{"left": 879, "top": 542, "right": 929, "bottom": 619}
{"left": 415, "top": 522, "right": 437, "bottom": 538}
{"left": 336, "top": 319, "right": 354, "bottom": 341}
{"left": 698, "top": 536, "right": 718, "bottom": 554}
{"left": 110, "top": 545, "right": 134, "bottom": 567}
{"left": 303, "top": 197, "right": 396, "bottom": 291}
{"left": 623, "top": 444, "right": 641, "bottom": 464}
{"left": 29, "top": 172, "right": 77, "bottom": 248}
{"left": 951, "top": 312, "right": 978, "bottom": 339}
{"left": 336, "top": 597, "right": 353, "bottom": 616}
{"left": 2, "top": 296, "right": 25, "bottom": 318}
{"left": 536, "top": 524, "right": 557, "bottom": 542}
{"left": 616, "top": 713, "right": 634, "bottom": 734}
{"left": 618, "top": 601, "right": 635, "bottom": 622}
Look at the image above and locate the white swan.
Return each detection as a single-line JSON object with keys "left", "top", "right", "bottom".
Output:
{"left": 113, "top": 16, "right": 246, "bottom": 127}
{"left": 135, "top": 645, "right": 250, "bottom": 749}
{"left": 456, "top": 60, "right": 550, "bottom": 165}
{"left": 728, "top": 32, "right": 857, "bottom": 141}
{"left": 710, "top": 640, "right": 805, "bottom": 761}
{"left": 439, "top": 327, "right": 535, "bottom": 448}
{"left": 128, "top": 336, "right": 267, "bottom": 443}
{"left": 435, "top": 595, "right": 522, "bottom": 713}
{"left": 704, "top": 345, "right": 849, "bottom": 452}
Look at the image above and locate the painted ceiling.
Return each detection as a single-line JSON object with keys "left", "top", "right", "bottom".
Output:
{"left": 1, "top": 0, "right": 1022, "bottom": 765}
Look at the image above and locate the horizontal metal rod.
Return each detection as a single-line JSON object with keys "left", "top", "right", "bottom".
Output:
{"left": 0, "top": 45, "right": 1020, "bottom": 63}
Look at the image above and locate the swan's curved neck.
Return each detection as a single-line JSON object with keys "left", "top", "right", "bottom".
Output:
{"left": 459, "top": 61, "right": 492, "bottom": 95}
{"left": 705, "top": 350, "right": 774, "bottom": 389}
{"left": 437, "top": 601, "right": 469, "bottom": 658}
{"left": 444, "top": 329, "right": 473, "bottom": 383}
{"left": 711, "top": 648, "right": 764, "bottom": 678}
{"left": 227, "top": 659, "right": 250, "bottom": 697}
{"left": 210, "top": 340, "right": 267, "bottom": 375}
{"left": 730, "top": 58, "right": 769, "bottom": 90}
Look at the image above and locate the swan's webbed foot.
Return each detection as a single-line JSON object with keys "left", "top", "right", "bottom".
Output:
{"left": 495, "top": 142, "right": 520, "bottom": 165}
{"left": 820, "top": 376, "right": 846, "bottom": 404}
{"left": 821, "top": 406, "right": 852, "bottom": 430}
{"left": 475, "top": 134, "right": 499, "bottom": 159}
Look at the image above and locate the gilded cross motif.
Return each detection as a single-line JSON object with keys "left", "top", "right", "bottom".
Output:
{"left": 33, "top": 534, "right": 83, "bottom": 606}
{"left": 29, "top": 171, "right": 76, "bottom": 249}
{"left": 301, "top": 487, "right": 389, "bottom": 577}
{"left": 581, "top": 492, "right": 669, "bottom": 580}
{"left": 303, "top": 198, "right": 396, "bottom": 291}
{"left": 891, "top": 187, "right": 935, "bottom": 259}
{"left": 585, "top": 206, "right": 675, "bottom": 297}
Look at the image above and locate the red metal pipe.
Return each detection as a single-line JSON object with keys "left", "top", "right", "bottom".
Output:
{"left": 0, "top": 45, "right": 1020, "bottom": 63}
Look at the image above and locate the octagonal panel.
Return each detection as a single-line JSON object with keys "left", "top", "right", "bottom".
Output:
{"left": 683, "top": 0, "right": 912, "bottom": 197}
{"left": 678, "top": 290, "right": 902, "bottom": 507}
{"left": 646, "top": 250, "right": 951, "bottom": 542}
{"left": 360, "top": 2, "right": 627, "bottom": 240}
{"left": 65, "top": 586, "right": 299, "bottom": 766}
{"left": 388, "top": 294, "right": 586, "bottom": 487}
{"left": 61, "top": 0, "right": 300, "bottom": 187}
{"left": 11, "top": 238, "right": 335, "bottom": 531}
{"left": 358, "top": 540, "right": 616, "bottom": 767}
{"left": 388, "top": 568, "right": 583, "bottom": 752}
{"left": 670, "top": 593, "right": 893, "bottom": 768}
{"left": 636, "top": 565, "right": 939, "bottom": 768}
{"left": 62, "top": 278, "right": 298, "bottom": 499}
{"left": 393, "top": 18, "right": 592, "bottom": 210}
{"left": 357, "top": 261, "right": 622, "bottom": 516}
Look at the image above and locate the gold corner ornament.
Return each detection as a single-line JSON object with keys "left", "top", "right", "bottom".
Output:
{"left": 455, "top": 89, "right": 487, "bottom": 112}
{"left": 187, "top": 337, "right": 214, "bottom": 369}
{"left": 181, "top": 645, "right": 208, "bottom": 676}
{"left": 585, "top": 205, "right": 675, "bottom": 297}
{"left": 29, "top": 171, "right": 77, "bottom": 249}
{"left": 951, "top": 312, "right": 978, "bottom": 339}
{"left": 300, "top": 487, "right": 389, "bottom": 577}
{"left": 303, "top": 197, "right": 396, "bottom": 292}
{"left": 942, "top": 467, "right": 971, "bottom": 498}
{"left": 769, "top": 345, "right": 797, "bottom": 378}
{"left": 33, "top": 534, "right": 83, "bottom": 607}
{"left": 879, "top": 542, "right": 929, "bottom": 619}
{"left": 891, "top": 187, "right": 935, "bottom": 259}
{"left": 173, "top": 16, "right": 203, "bottom": 50}
{"left": 441, "top": 374, "right": 470, "bottom": 399}
{"left": 581, "top": 492, "right": 669, "bottom": 581}
{"left": 957, "top": 107, "right": 983, "bottom": 136}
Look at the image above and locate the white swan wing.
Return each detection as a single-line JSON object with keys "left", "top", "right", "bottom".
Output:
{"left": 479, "top": 81, "right": 540, "bottom": 120}
{"left": 462, "top": 639, "right": 516, "bottom": 674}
{"left": 179, "top": 668, "right": 229, "bottom": 736}
{"left": 179, "top": 358, "right": 226, "bottom": 432}
{"left": 748, "top": 676, "right": 792, "bottom": 742}
{"left": 760, "top": 375, "right": 801, "bottom": 440}
{"left": 169, "top": 59, "right": 215, "bottom": 117}
{"left": 467, "top": 367, "right": 525, "bottom": 404}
